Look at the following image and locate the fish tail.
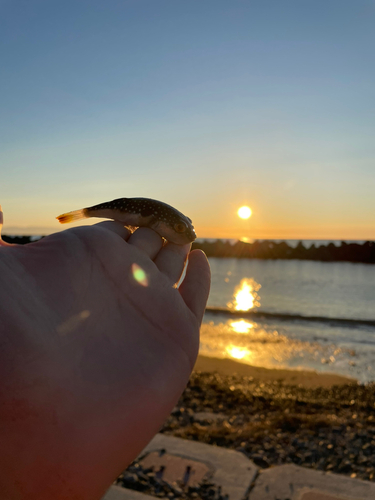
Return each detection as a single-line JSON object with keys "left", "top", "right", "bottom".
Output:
{"left": 56, "top": 208, "right": 88, "bottom": 224}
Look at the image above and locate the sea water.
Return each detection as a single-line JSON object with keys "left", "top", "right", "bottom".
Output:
{"left": 201, "top": 258, "right": 375, "bottom": 383}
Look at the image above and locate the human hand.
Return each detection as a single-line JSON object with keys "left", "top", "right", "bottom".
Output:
{"left": 0, "top": 208, "right": 210, "bottom": 500}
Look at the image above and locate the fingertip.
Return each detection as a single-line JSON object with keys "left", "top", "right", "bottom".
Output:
{"left": 189, "top": 248, "right": 209, "bottom": 263}
{"left": 155, "top": 242, "right": 191, "bottom": 284}
{"left": 179, "top": 249, "right": 211, "bottom": 323}
{"left": 187, "top": 249, "right": 210, "bottom": 280}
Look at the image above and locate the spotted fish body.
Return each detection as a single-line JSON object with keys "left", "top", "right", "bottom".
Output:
{"left": 56, "top": 197, "right": 196, "bottom": 245}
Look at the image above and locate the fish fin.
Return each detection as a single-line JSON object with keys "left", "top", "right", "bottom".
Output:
{"left": 56, "top": 209, "right": 87, "bottom": 224}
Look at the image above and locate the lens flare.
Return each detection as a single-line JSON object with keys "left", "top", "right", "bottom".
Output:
{"left": 131, "top": 263, "right": 149, "bottom": 287}
{"left": 57, "top": 310, "right": 91, "bottom": 335}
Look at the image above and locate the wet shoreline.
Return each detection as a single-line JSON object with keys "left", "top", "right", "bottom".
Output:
{"left": 205, "top": 306, "right": 375, "bottom": 328}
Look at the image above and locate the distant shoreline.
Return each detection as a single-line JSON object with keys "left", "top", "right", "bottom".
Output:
{"left": 192, "top": 238, "right": 375, "bottom": 264}
{"left": 3, "top": 235, "right": 375, "bottom": 264}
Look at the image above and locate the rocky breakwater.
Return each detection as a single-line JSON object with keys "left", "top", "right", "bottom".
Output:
{"left": 192, "top": 239, "right": 375, "bottom": 263}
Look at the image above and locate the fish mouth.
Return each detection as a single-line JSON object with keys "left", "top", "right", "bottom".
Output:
{"left": 189, "top": 228, "right": 197, "bottom": 242}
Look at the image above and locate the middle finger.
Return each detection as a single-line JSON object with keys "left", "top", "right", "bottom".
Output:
{"left": 154, "top": 242, "right": 190, "bottom": 284}
{"left": 127, "top": 227, "right": 163, "bottom": 260}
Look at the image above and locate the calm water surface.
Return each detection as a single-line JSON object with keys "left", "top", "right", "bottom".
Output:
{"left": 201, "top": 258, "right": 375, "bottom": 383}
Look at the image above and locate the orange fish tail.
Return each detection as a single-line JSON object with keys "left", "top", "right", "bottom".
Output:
{"left": 56, "top": 209, "right": 87, "bottom": 224}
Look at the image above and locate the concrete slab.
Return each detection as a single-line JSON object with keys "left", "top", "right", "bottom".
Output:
{"left": 139, "top": 433, "right": 258, "bottom": 500}
{"left": 249, "top": 464, "right": 375, "bottom": 500}
{"left": 298, "top": 491, "right": 356, "bottom": 500}
{"left": 102, "top": 485, "right": 154, "bottom": 500}
{"left": 139, "top": 451, "right": 211, "bottom": 486}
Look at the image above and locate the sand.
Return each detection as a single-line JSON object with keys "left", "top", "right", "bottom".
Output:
{"left": 194, "top": 355, "right": 356, "bottom": 389}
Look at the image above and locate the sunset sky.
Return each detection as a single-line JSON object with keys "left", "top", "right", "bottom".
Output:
{"left": 1, "top": 1, "right": 374, "bottom": 240}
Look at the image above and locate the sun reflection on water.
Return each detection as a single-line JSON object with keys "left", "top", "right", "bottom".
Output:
{"left": 230, "top": 319, "right": 254, "bottom": 334}
{"left": 226, "top": 345, "right": 251, "bottom": 360}
{"left": 227, "top": 278, "right": 261, "bottom": 311}
{"left": 200, "top": 318, "right": 353, "bottom": 373}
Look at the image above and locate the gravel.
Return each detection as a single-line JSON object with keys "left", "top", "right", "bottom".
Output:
{"left": 116, "top": 371, "right": 375, "bottom": 499}
{"left": 162, "top": 372, "right": 375, "bottom": 481}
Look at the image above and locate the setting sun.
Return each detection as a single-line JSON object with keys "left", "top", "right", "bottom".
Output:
{"left": 237, "top": 206, "right": 252, "bottom": 219}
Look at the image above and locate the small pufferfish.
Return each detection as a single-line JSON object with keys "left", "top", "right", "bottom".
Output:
{"left": 56, "top": 197, "right": 196, "bottom": 245}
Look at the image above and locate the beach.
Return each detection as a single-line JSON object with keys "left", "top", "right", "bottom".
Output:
{"left": 194, "top": 355, "right": 355, "bottom": 388}
{"left": 117, "top": 354, "right": 375, "bottom": 498}
{"left": 159, "top": 355, "right": 375, "bottom": 482}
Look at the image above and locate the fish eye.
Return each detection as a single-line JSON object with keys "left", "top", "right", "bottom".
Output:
{"left": 174, "top": 222, "right": 187, "bottom": 233}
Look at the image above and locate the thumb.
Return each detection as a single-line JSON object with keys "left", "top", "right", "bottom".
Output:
{"left": 0, "top": 206, "right": 15, "bottom": 247}
{"left": 179, "top": 250, "right": 211, "bottom": 323}
{"left": 0, "top": 205, "right": 7, "bottom": 247}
